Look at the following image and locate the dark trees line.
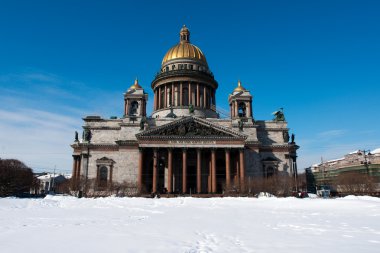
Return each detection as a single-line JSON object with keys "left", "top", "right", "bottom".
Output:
{"left": 0, "top": 159, "right": 36, "bottom": 197}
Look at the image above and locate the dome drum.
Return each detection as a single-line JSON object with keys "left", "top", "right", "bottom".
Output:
{"left": 151, "top": 25, "right": 218, "bottom": 118}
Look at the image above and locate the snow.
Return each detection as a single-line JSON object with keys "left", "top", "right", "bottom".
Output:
{"left": 371, "top": 148, "right": 380, "bottom": 154}
{"left": 0, "top": 196, "right": 379, "bottom": 253}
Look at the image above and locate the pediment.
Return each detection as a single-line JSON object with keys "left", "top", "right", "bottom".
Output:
{"left": 136, "top": 116, "right": 246, "bottom": 140}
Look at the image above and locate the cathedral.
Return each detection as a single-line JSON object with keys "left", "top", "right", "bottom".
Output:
{"left": 71, "top": 26, "right": 299, "bottom": 195}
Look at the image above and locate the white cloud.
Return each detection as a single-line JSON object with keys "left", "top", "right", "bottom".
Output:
{"left": 317, "top": 129, "right": 346, "bottom": 138}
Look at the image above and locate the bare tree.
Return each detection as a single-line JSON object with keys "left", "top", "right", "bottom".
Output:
{"left": 332, "top": 172, "right": 376, "bottom": 196}
{"left": 0, "top": 159, "right": 34, "bottom": 197}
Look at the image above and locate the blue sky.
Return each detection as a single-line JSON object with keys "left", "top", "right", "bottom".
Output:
{"left": 0, "top": 0, "right": 379, "bottom": 173}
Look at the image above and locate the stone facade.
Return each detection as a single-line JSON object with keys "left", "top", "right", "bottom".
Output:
{"left": 71, "top": 26, "right": 299, "bottom": 195}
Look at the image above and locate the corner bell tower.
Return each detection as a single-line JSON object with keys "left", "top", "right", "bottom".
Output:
{"left": 228, "top": 80, "right": 253, "bottom": 122}
{"left": 124, "top": 78, "right": 148, "bottom": 120}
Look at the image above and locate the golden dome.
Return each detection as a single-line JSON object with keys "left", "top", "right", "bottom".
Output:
{"left": 129, "top": 78, "right": 142, "bottom": 90}
{"left": 162, "top": 25, "right": 207, "bottom": 65}
{"left": 234, "top": 80, "right": 246, "bottom": 92}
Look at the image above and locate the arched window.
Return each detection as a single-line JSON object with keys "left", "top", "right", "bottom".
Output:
{"left": 99, "top": 166, "right": 108, "bottom": 187}
{"left": 238, "top": 102, "right": 246, "bottom": 117}
{"left": 129, "top": 101, "right": 139, "bottom": 115}
{"left": 183, "top": 87, "right": 189, "bottom": 106}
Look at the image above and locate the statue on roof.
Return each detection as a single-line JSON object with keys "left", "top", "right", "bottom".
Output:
{"left": 272, "top": 108, "right": 285, "bottom": 122}
{"left": 238, "top": 119, "right": 244, "bottom": 131}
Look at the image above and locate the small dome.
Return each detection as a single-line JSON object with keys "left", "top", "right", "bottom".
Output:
{"left": 128, "top": 78, "right": 142, "bottom": 90}
{"left": 162, "top": 25, "right": 208, "bottom": 66}
{"left": 233, "top": 80, "right": 246, "bottom": 92}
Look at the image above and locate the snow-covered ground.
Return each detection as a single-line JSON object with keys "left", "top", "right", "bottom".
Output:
{"left": 0, "top": 196, "right": 379, "bottom": 253}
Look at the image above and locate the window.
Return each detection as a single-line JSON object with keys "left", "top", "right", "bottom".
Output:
{"left": 238, "top": 102, "right": 246, "bottom": 117}
{"left": 165, "top": 66, "right": 169, "bottom": 72}
{"left": 266, "top": 166, "right": 274, "bottom": 177}
{"left": 99, "top": 166, "right": 108, "bottom": 187}
{"left": 129, "top": 101, "right": 139, "bottom": 115}
{"left": 189, "top": 64, "right": 193, "bottom": 70}
{"left": 172, "top": 65, "right": 176, "bottom": 70}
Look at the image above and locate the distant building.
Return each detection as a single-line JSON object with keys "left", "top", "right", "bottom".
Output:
{"left": 307, "top": 149, "right": 380, "bottom": 194}
{"left": 35, "top": 173, "right": 70, "bottom": 194}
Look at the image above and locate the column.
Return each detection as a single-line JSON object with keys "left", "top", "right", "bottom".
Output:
{"left": 72, "top": 156, "right": 77, "bottom": 184}
{"left": 246, "top": 102, "right": 251, "bottom": 118}
{"left": 211, "top": 148, "right": 216, "bottom": 193}
{"left": 203, "top": 86, "right": 207, "bottom": 108}
{"left": 188, "top": 83, "right": 191, "bottom": 106}
{"left": 197, "top": 148, "right": 202, "bottom": 193}
{"left": 168, "top": 148, "right": 173, "bottom": 193}
{"left": 234, "top": 102, "right": 238, "bottom": 118}
{"left": 182, "top": 148, "right": 187, "bottom": 193}
{"left": 164, "top": 84, "right": 167, "bottom": 108}
{"left": 138, "top": 148, "right": 143, "bottom": 193}
{"left": 153, "top": 149, "right": 158, "bottom": 193}
{"left": 208, "top": 158, "right": 211, "bottom": 193}
{"left": 153, "top": 89, "right": 156, "bottom": 111}
{"left": 225, "top": 149, "right": 231, "bottom": 190}
{"left": 158, "top": 87, "right": 161, "bottom": 109}
{"left": 197, "top": 83, "right": 200, "bottom": 107}
{"left": 171, "top": 83, "right": 175, "bottom": 106}
{"left": 125, "top": 100, "right": 129, "bottom": 116}
{"left": 109, "top": 165, "right": 113, "bottom": 188}
{"left": 180, "top": 82, "right": 183, "bottom": 106}
{"left": 235, "top": 157, "right": 240, "bottom": 186}
{"left": 76, "top": 157, "right": 81, "bottom": 183}
{"left": 239, "top": 148, "right": 245, "bottom": 192}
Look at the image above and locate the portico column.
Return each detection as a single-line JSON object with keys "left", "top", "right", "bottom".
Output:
{"left": 196, "top": 148, "right": 201, "bottom": 193}
{"left": 211, "top": 148, "right": 216, "bottom": 193}
{"left": 225, "top": 149, "right": 231, "bottom": 191}
{"left": 138, "top": 148, "right": 144, "bottom": 193}
{"left": 182, "top": 148, "right": 187, "bottom": 193}
{"left": 239, "top": 148, "right": 245, "bottom": 192}
{"left": 76, "top": 157, "right": 81, "bottom": 182}
{"left": 167, "top": 148, "right": 173, "bottom": 193}
{"left": 153, "top": 149, "right": 158, "bottom": 193}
